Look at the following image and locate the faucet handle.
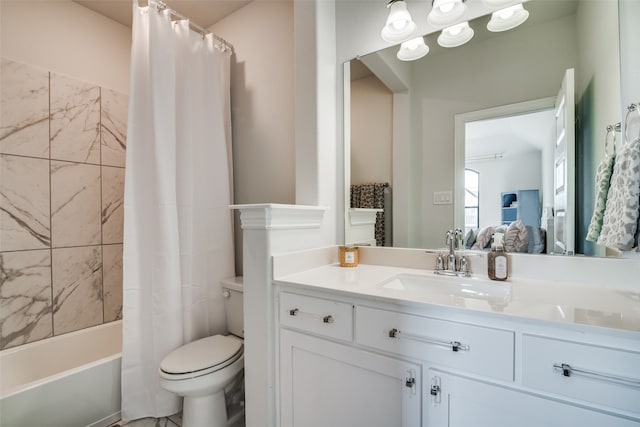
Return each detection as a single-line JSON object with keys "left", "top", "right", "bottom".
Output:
{"left": 455, "top": 228, "right": 464, "bottom": 249}
{"left": 436, "top": 253, "right": 445, "bottom": 271}
{"left": 460, "top": 256, "right": 470, "bottom": 275}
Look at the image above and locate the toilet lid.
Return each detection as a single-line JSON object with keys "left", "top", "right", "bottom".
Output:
{"left": 160, "top": 335, "right": 243, "bottom": 375}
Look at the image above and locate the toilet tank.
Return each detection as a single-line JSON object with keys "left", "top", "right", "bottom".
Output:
{"left": 222, "top": 277, "right": 244, "bottom": 338}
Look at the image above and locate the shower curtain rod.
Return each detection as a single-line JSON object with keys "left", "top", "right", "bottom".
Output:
{"left": 146, "top": 0, "right": 234, "bottom": 53}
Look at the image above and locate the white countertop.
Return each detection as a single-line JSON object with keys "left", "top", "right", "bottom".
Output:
{"left": 274, "top": 263, "right": 640, "bottom": 333}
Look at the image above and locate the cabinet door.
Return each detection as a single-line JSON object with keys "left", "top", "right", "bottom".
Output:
{"left": 427, "top": 370, "right": 640, "bottom": 427}
{"left": 279, "top": 330, "right": 421, "bottom": 427}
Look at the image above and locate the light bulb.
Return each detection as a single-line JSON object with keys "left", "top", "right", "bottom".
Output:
{"left": 381, "top": 1, "right": 417, "bottom": 44}
{"left": 487, "top": 3, "right": 528, "bottom": 32}
{"left": 392, "top": 20, "right": 407, "bottom": 30}
{"left": 405, "top": 38, "right": 422, "bottom": 50}
{"left": 497, "top": 6, "right": 516, "bottom": 19}
{"left": 428, "top": 0, "right": 468, "bottom": 27}
{"left": 397, "top": 37, "right": 429, "bottom": 61}
{"left": 438, "top": 21, "right": 473, "bottom": 47}
{"left": 438, "top": 2, "right": 455, "bottom": 13}
{"left": 446, "top": 23, "right": 464, "bottom": 36}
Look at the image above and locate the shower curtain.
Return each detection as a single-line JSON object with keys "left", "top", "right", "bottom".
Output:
{"left": 121, "top": 1, "right": 234, "bottom": 420}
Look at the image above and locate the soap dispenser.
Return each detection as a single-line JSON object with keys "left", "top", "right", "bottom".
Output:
{"left": 488, "top": 233, "right": 508, "bottom": 281}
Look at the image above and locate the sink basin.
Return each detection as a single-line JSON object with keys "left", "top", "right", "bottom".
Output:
{"left": 378, "top": 273, "right": 512, "bottom": 304}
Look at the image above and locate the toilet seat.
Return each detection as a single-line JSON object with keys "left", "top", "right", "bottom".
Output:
{"left": 159, "top": 335, "right": 243, "bottom": 381}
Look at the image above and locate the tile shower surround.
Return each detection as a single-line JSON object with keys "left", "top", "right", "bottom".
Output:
{"left": 0, "top": 58, "right": 127, "bottom": 349}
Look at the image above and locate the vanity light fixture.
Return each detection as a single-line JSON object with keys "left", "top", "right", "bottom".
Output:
{"left": 381, "top": 0, "right": 418, "bottom": 44}
{"left": 438, "top": 21, "right": 474, "bottom": 48}
{"left": 397, "top": 36, "right": 430, "bottom": 61}
{"left": 427, "top": 0, "right": 468, "bottom": 27}
{"left": 487, "top": 3, "right": 529, "bottom": 32}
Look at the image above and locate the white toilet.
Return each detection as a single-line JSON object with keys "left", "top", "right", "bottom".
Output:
{"left": 159, "top": 277, "right": 244, "bottom": 427}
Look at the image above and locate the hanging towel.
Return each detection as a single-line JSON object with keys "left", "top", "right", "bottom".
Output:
{"left": 586, "top": 151, "right": 616, "bottom": 241}
{"left": 597, "top": 137, "right": 640, "bottom": 250}
{"left": 351, "top": 183, "right": 389, "bottom": 246}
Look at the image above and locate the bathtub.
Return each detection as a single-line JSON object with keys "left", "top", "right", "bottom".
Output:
{"left": 0, "top": 320, "right": 122, "bottom": 427}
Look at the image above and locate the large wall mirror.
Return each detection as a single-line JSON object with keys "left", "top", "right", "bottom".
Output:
{"left": 345, "top": 0, "right": 634, "bottom": 258}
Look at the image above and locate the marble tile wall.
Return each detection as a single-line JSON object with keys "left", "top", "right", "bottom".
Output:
{"left": 0, "top": 58, "right": 128, "bottom": 349}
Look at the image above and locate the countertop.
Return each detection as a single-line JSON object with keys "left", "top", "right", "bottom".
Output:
{"left": 273, "top": 263, "right": 640, "bottom": 333}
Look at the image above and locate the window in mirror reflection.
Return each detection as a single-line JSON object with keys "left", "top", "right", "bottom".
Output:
{"left": 465, "top": 168, "right": 480, "bottom": 232}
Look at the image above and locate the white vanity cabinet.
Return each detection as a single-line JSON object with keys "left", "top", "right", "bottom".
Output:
{"left": 355, "top": 305, "right": 515, "bottom": 382}
{"left": 276, "top": 287, "right": 640, "bottom": 427}
{"left": 278, "top": 292, "right": 422, "bottom": 427}
{"left": 427, "top": 370, "right": 640, "bottom": 427}
{"left": 522, "top": 334, "right": 640, "bottom": 414}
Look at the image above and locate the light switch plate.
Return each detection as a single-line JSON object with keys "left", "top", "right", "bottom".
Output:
{"left": 433, "top": 191, "right": 453, "bottom": 205}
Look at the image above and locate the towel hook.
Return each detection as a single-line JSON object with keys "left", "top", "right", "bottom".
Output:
{"left": 624, "top": 103, "right": 640, "bottom": 144}
{"left": 604, "top": 125, "right": 617, "bottom": 155}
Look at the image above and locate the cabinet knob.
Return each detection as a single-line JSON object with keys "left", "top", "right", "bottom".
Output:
{"left": 323, "top": 315, "right": 334, "bottom": 324}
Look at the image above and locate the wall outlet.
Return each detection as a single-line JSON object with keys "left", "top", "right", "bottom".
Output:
{"left": 433, "top": 191, "right": 453, "bottom": 205}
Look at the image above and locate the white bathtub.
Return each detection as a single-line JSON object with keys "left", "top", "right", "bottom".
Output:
{"left": 0, "top": 320, "right": 122, "bottom": 427}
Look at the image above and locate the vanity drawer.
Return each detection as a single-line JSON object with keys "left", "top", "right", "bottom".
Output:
{"left": 279, "top": 292, "right": 353, "bottom": 342}
{"left": 522, "top": 334, "right": 640, "bottom": 415}
{"left": 355, "top": 306, "right": 514, "bottom": 382}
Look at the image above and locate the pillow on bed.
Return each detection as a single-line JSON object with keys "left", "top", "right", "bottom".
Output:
{"left": 465, "top": 228, "right": 478, "bottom": 249}
{"left": 495, "top": 225, "right": 507, "bottom": 235}
{"left": 471, "top": 226, "right": 495, "bottom": 250}
{"left": 504, "top": 220, "right": 528, "bottom": 252}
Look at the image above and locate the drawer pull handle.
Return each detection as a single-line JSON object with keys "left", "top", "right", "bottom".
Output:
{"left": 288, "top": 308, "right": 334, "bottom": 324}
{"left": 430, "top": 384, "right": 440, "bottom": 396}
{"left": 553, "top": 363, "right": 640, "bottom": 388}
{"left": 388, "top": 328, "right": 470, "bottom": 352}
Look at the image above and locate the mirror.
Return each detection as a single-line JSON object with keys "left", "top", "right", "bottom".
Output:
{"left": 346, "top": 0, "right": 624, "bottom": 257}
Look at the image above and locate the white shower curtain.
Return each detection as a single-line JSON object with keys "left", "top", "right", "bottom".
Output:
{"left": 121, "top": 1, "right": 234, "bottom": 420}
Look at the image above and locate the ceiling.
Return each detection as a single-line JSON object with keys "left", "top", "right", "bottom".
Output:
{"left": 465, "top": 109, "right": 556, "bottom": 160}
{"left": 74, "top": 0, "right": 251, "bottom": 29}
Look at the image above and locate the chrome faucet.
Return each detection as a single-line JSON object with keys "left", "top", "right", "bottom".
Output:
{"left": 445, "top": 229, "right": 461, "bottom": 271}
{"left": 435, "top": 228, "right": 470, "bottom": 277}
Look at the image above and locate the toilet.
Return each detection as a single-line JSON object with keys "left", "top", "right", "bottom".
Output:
{"left": 159, "top": 277, "right": 244, "bottom": 427}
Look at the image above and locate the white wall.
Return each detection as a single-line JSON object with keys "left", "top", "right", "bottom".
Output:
{"left": 413, "top": 15, "right": 578, "bottom": 249}
{"left": 293, "top": 0, "right": 339, "bottom": 247}
{"left": 211, "top": 1, "right": 295, "bottom": 273}
{"left": 618, "top": 0, "right": 640, "bottom": 122}
{"left": 350, "top": 75, "right": 393, "bottom": 185}
{"left": 1, "top": 1, "right": 131, "bottom": 93}
{"left": 211, "top": 1, "right": 295, "bottom": 206}
{"left": 468, "top": 151, "right": 542, "bottom": 228}
{"left": 575, "top": 0, "right": 621, "bottom": 256}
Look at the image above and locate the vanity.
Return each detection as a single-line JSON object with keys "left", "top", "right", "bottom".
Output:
{"left": 272, "top": 248, "right": 640, "bottom": 427}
